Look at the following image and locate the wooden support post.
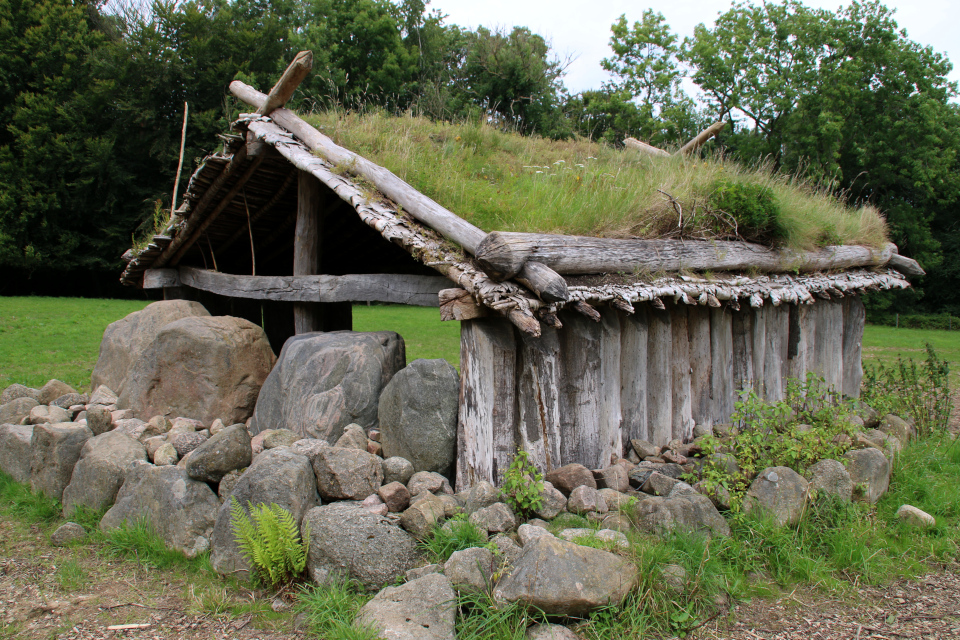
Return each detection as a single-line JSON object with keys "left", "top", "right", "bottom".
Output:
{"left": 688, "top": 306, "right": 712, "bottom": 433}
{"left": 599, "top": 309, "right": 623, "bottom": 465}
{"left": 294, "top": 170, "right": 322, "bottom": 334}
{"left": 670, "top": 305, "right": 693, "bottom": 441}
{"left": 558, "top": 310, "right": 602, "bottom": 467}
{"left": 456, "top": 318, "right": 517, "bottom": 490}
{"left": 751, "top": 307, "right": 767, "bottom": 396}
{"left": 646, "top": 307, "right": 672, "bottom": 447}
{"left": 516, "top": 327, "right": 563, "bottom": 474}
{"left": 710, "top": 307, "right": 735, "bottom": 425}
{"left": 620, "top": 307, "right": 649, "bottom": 444}
{"left": 732, "top": 309, "right": 754, "bottom": 393}
{"left": 814, "top": 300, "right": 844, "bottom": 393}
{"left": 841, "top": 296, "right": 865, "bottom": 398}
{"left": 763, "top": 305, "right": 789, "bottom": 402}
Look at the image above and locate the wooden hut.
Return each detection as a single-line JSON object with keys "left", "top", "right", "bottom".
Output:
{"left": 121, "top": 54, "right": 923, "bottom": 489}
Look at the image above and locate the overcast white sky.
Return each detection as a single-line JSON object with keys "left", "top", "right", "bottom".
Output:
{"left": 430, "top": 0, "right": 959, "bottom": 96}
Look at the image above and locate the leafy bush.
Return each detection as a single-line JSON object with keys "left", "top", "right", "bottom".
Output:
{"left": 230, "top": 499, "right": 310, "bottom": 587}
{"left": 500, "top": 450, "right": 544, "bottom": 517}
{"left": 708, "top": 176, "right": 786, "bottom": 244}
{"left": 861, "top": 344, "right": 951, "bottom": 436}
{"left": 421, "top": 515, "right": 492, "bottom": 564}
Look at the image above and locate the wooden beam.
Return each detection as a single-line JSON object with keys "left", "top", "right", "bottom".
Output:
{"left": 677, "top": 121, "right": 726, "bottom": 156}
{"left": 257, "top": 50, "right": 313, "bottom": 116}
{"left": 887, "top": 253, "right": 925, "bottom": 276}
{"left": 143, "top": 268, "right": 180, "bottom": 289}
{"left": 177, "top": 266, "right": 449, "bottom": 306}
{"left": 475, "top": 231, "right": 898, "bottom": 280}
{"left": 624, "top": 137, "right": 671, "bottom": 158}
{"left": 439, "top": 288, "right": 488, "bottom": 321}
{"left": 294, "top": 170, "right": 322, "bottom": 333}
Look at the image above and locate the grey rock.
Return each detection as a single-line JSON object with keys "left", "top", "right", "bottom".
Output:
{"left": 51, "top": 393, "right": 88, "bottom": 410}
{"left": 290, "top": 438, "right": 329, "bottom": 462}
{"left": 641, "top": 472, "right": 683, "bottom": 496}
{"left": 444, "top": 546, "right": 495, "bottom": 593}
{"left": 437, "top": 493, "right": 461, "bottom": 518}
{"left": 632, "top": 493, "right": 731, "bottom": 538}
{"left": 400, "top": 494, "right": 446, "bottom": 537}
{"left": 379, "top": 481, "right": 412, "bottom": 513}
{"left": 693, "top": 481, "right": 732, "bottom": 510}
{"left": 211, "top": 447, "right": 320, "bottom": 578}
{"left": 693, "top": 422, "right": 714, "bottom": 439}
{"left": 1, "top": 383, "right": 40, "bottom": 404}
{"left": 469, "top": 502, "right": 517, "bottom": 534}
{"left": 250, "top": 331, "right": 404, "bottom": 441}
{"left": 493, "top": 536, "right": 638, "bottom": 615}
{"left": 844, "top": 448, "right": 891, "bottom": 504}
{"left": 51, "top": 522, "right": 87, "bottom": 546}
{"left": 533, "top": 482, "right": 567, "bottom": 520}
{"left": 407, "top": 471, "right": 453, "bottom": 496}
{"left": 208, "top": 419, "right": 225, "bottom": 436}
{"left": 85, "top": 406, "right": 114, "bottom": 436}
{"left": 154, "top": 443, "right": 178, "bottom": 466}
{"left": 27, "top": 404, "right": 71, "bottom": 425}
{"left": 334, "top": 423, "right": 369, "bottom": 451}
{"left": 0, "top": 423, "right": 34, "bottom": 482}
{"left": 91, "top": 300, "right": 210, "bottom": 396}
{"left": 897, "top": 504, "right": 935, "bottom": 528}
{"left": 304, "top": 502, "right": 422, "bottom": 590}
{"left": 143, "top": 435, "right": 167, "bottom": 461}
{"left": 30, "top": 423, "right": 93, "bottom": 501}
{"left": 382, "top": 456, "right": 415, "bottom": 486}
{"left": 628, "top": 466, "right": 655, "bottom": 489}
{"left": 0, "top": 396, "right": 39, "bottom": 425}
{"left": 630, "top": 439, "right": 659, "bottom": 459}
{"left": 592, "top": 466, "right": 629, "bottom": 493}
{"left": 38, "top": 380, "right": 76, "bottom": 405}
{"left": 600, "top": 513, "right": 635, "bottom": 534}
{"left": 492, "top": 534, "right": 523, "bottom": 567}
{"left": 378, "top": 359, "right": 459, "bottom": 476}
{"left": 356, "top": 573, "right": 456, "bottom": 640}
{"left": 853, "top": 401, "right": 880, "bottom": 429}
{"left": 743, "top": 466, "right": 809, "bottom": 526}
{"left": 217, "top": 468, "right": 244, "bottom": 502}
{"left": 517, "top": 523, "right": 553, "bottom": 546}
{"left": 186, "top": 424, "right": 252, "bottom": 483}
{"left": 263, "top": 428, "right": 299, "bottom": 450}
{"left": 62, "top": 431, "right": 148, "bottom": 517}
{"left": 89, "top": 385, "right": 119, "bottom": 407}
{"left": 526, "top": 623, "right": 583, "bottom": 640}
{"left": 704, "top": 453, "right": 740, "bottom": 478}
{"left": 805, "top": 459, "right": 853, "bottom": 501}
{"left": 312, "top": 446, "right": 383, "bottom": 501}
{"left": 101, "top": 463, "right": 219, "bottom": 557}
{"left": 865, "top": 429, "right": 903, "bottom": 457}
{"left": 172, "top": 431, "right": 210, "bottom": 458}
{"left": 558, "top": 528, "right": 629, "bottom": 549}
{"left": 405, "top": 563, "right": 442, "bottom": 581}
{"left": 545, "top": 464, "right": 597, "bottom": 497}
{"left": 120, "top": 315, "right": 275, "bottom": 425}
{"left": 661, "top": 564, "right": 687, "bottom": 593}
{"left": 168, "top": 416, "right": 200, "bottom": 436}
{"left": 567, "top": 485, "right": 608, "bottom": 515}
{"left": 597, "top": 489, "right": 633, "bottom": 512}
{"left": 457, "top": 480, "right": 500, "bottom": 514}
{"left": 879, "top": 414, "right": 914, "bottom": 443}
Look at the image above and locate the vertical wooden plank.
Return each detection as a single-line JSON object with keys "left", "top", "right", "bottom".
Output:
{"left": 456, "top": 318, "right": 517, "bottom": 490}
{"left": 710, "top": 307, "right": 735, "bottom": 425}
{"left": 294, "top": 170, "right": 322, "bottom": 334}
{"left": 558, "top": 310, "right": 602, "bottom": 468}
{"left": 732, "top": 308, "right": 754, "bottom": 393}
{"left": 646, "top": 306, "right": 672, "bottom": 447}
{"left": 788, "top": 304, "right": 813, "bottom": 382}
{"left": 599, "top": 308, "right": 623, "bottom": 466}
{"left": 842, "top": 296, "right": 866, "bottom": 398}
{"left": 620, "top": 307, "right": 649, "bottom": 444}
{"left": 670, "top": 304, "right": 693, "bottom": 442}
{"left": 688, "top": 306, "right": 713, "bottom": 433}
{"left": 802, "top": 304, "right": 819, "bottom": 377}
{"left": 516, "top": 327, "right": 563, "bottom": 474}
{"left": 763, "top": 305, "right": 789, "bottom": 402}
{"left": 751, "top": 307, "right": 767, "bottom": 396}
{"left": 814, "top": 300, "right": 844, "bottom": 393}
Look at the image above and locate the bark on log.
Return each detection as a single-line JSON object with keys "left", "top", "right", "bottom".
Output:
{"left": 841, "top": 296, "right": 865, "bottom": 398}
{"left": 257, "top": 51, "right": 313, "bottom": 116}
{"left": 439, "top": 288, "right": 488, "bottom": 321}
{"left": 475, "top": 231, "right": 897, "bottom": 280}
{"left": 514, "top": 261, "right": 569, "bottom": 302}
{"left": 688, "top": 306, "right": 713, "bottom": 431}
{"left": 887, "top": 253, "right": 925, "bottom": 277}
{"left": 177, "top": 266, "right": 448, "bottom": 306}
{"left": 620, "top": 308, "right": 649, "bottom": 444}
{"left": 624, "top": 137, "right": 671, "bottom": 158}
{"left": 677, "top": 121, "right": 726, "bottom": 156}
{"left": 670, "top": 305, "right": 693, "bottom": 441}
{"left": 709, "top": 307, "right": 735, "bottom": 425}
{"left": 517, "top": 327, "right": 563, "bottom": 473}
{"left": 457, "top": 318, "right": 517, "bottom": 489}
{"left": 647, "top": 307, "right": 673, "bottom": 446}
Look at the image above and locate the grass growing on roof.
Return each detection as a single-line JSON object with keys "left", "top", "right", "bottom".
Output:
{"left": 304, "top": 110, "right": 888, "bottom": 250}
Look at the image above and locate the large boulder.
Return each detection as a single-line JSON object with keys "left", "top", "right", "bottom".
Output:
{"left": 0, "top": 383, "right": 40, "bottom": 404}
{"left": 493, "top": 536, "right": 638, "bottom": 615}
{"left": 743, "top": 466, "right": 810, "bottom": 526}
{"left": 119, "top": 316, "right": 275, "bottom": 425}
{"left": 210, "top": 447, "right": 320, "bottom": 579}
{"left": 91, "top": 300, "right": 210, "bottom": 395}
{"left": 61, "top": 431, "right": 148, "bottom": 517}
{"left": 356, "top": 573, "right": 456, "bottom": 640}
{"left": 185, "top": 424, "right": 252, "bottom": 483}
{"left": 632, "top": 493, "right": 730, "bottom": 538}
{"left": 378, "top": 359, "right": 459, "bottom": 476}
{"left": 100, "top": 463, "right": 219, "bottom": 557}
{"left": 805, "top": 459, "right": 853, "bottom": 502}
{"left": 312, "top": 446, "right": 383, "bottom": 501}
{"left": 302, "top": 502, "right": 422, "bottom": 591}
{"left": 27, "top": 404, "right": 71, "bottom": 425}
{"left": 30, "top": 423, "right": 93, "bottom": 500}
{"left": 0, "top": 396, "right": 39, "bottom": 425}
{"left": 844, "top": 448, "right": 891, "bottom": 504}
{"left": 0, "top": 424, "right": 34, "bottom": 482}
{"left": 444, "top": 546, "right": 496, "bottom": 594}
{"left": 249, "top": 331, "right": 405, "bottom": 442}
{"left": 38, "top": 380, "right": 76, "bottom": 405}
{"left": 545, "top": 464, "right": 597, "bottom": 497}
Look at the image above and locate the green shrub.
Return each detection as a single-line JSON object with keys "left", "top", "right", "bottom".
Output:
{"left": 708, "top": 176, "right": 786, "bottom": 244}
{"left": 861, "top": 344, "right": 951, "bottom": 436}
{"left": 500, "top": 450, "right": 544, "bottom": 518}
{"left": 230, "top": 499, "right": 310, "bottom": 587}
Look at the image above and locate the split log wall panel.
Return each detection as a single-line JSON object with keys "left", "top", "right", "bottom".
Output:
{"left": 456, "top": 297, "right": 865, "bottom": 489}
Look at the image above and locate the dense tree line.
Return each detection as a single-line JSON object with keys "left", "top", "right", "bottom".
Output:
{"left": 1, "top": 0, "right": 957, "bottom": 316}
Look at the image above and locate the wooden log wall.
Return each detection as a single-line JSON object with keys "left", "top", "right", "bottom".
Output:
{"left": 456, "top": 296, "right": 867, "bottom": 489}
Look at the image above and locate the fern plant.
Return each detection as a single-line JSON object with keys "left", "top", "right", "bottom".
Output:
{"left": 230, "top": 498, "right": 310, "bottom": 587}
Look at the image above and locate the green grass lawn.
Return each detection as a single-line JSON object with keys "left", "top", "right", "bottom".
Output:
{"left": 0, "top": 296, "right": 956, "bottom": 394}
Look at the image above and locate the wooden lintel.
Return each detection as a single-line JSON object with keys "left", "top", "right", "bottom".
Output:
{"left": 143, "top": 268, "right": 181, "bottom": 289}
{"left": 439, "top": 288, "right": 488, "bottom": 321}
{"left": 177, "top": 266, "right": 450, "bottom": 306}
